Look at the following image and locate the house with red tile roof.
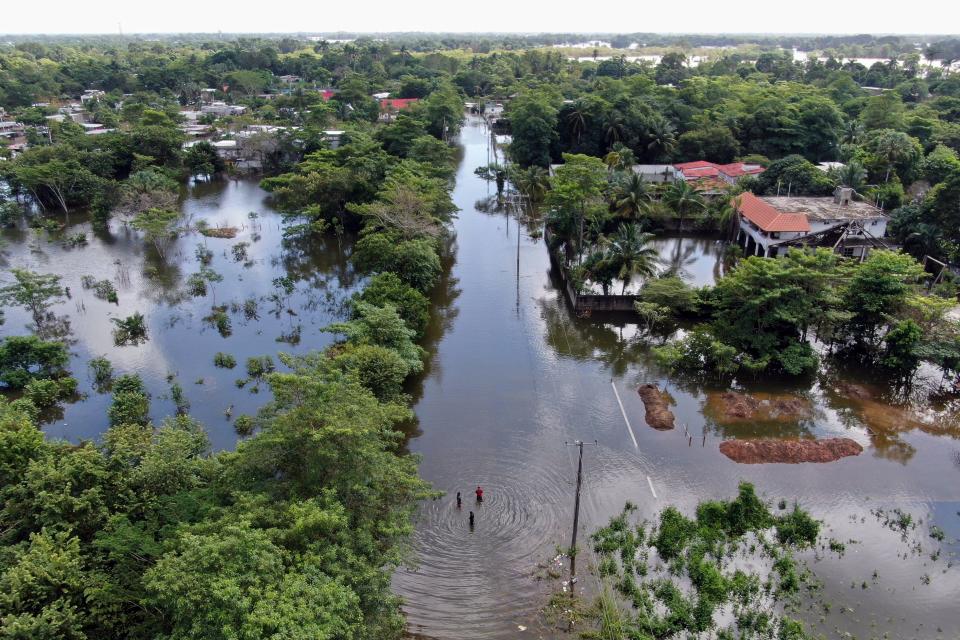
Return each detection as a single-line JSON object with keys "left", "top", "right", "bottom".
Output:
{"left": 675, "top": 160, "right": 765, "bottom": 187}
{"left": 733, "top": 189, "right": 890, "bottom": 259}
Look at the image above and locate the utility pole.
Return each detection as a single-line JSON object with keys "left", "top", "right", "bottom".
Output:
{"left": 565, "top": 440, "right": 597, "bottom": 579}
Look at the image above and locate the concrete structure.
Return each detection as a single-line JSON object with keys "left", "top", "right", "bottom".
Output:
{"left": 734, "top": 189, "right": 889, "bottom": 259}
{"left": 631, "top": 164, "right": 682, "bottom": 183}
{"left": 201, "top": 102, "right": 247, "bottom": 117}
{"left": 322, "top": 130, "right": 345, "bottom": 149}
{"left": 80, "top": 89, "right": 106, "bottom": 104}
{"left": 817, "top": 161, "right": 845, "bottom": 172}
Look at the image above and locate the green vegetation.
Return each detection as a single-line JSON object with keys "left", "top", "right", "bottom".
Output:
{"left": 0, "top": 336, "right": 69, "bottom": 389}
{"left": 111, "top": 312, "right": 149, "bottom": 346}
{"left": 213, "top": 352, "right": 237, "bottom": 369}
{"left": 587, "top": 483, "right": 821, "bottom": 639}
{"left": 87, "top": 356, "right": 113, "bottom": 389}
{"left": 653, "top": 248, "right": 951, "bottom": 379}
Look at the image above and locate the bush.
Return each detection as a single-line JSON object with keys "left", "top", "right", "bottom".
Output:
{"left": 88, "top": 356, "right": 113, "bottom": 387}
{"left": 213, "top": 352, "right": 237, "bottom": 369}
{"left": 246, "top": 355, "right": 275, "bottom": 379}
{"left": 109, "top": 374, "right": 150, "bottom": 426}
{"left": 638, "top": 277, "right": 698, "bottom": 316}
{"left": 775, "top": 506, "right": 820, "bottom": 547}
{"left": 24, "top": 378, "right": 62, "bottom": 408}
{"left": 234, "top": 414, "right": 255, "bottom": 436}
{"left": 112, "top": 313, "right": 149, "bottom": 346}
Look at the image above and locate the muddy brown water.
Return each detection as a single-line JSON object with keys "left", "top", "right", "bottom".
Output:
{"left": 3, "top": 116, "right": 959, "bottom": 638}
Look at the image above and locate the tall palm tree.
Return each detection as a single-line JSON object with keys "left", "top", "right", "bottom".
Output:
{"left": 604, "top": 143, "right": 636, "bottom": 172}
{"left": 662, "top": 180, "right": 706, "bottom": 231}
{"left": 566, "top": 101, "right": 588, "bottom": 147}
{"left": 645, "top": 117, "right": 677, "bottom": 161}
{"left": 613, "top": 173, "right": 652, "bottom": 221}
{"left": 512, "top": 166, "right": 550, "bottom": 205}
{"left": 834, "top": 161, "right": 867, "bottom": 191}
{"left": 603, "top": 113, "right": 626, "bottom": 148}
{"left": 841, "top": 120, "right": 863, "bottom": 145}
{"left": 603, "top": 223, "right": 659, "bottom": 294}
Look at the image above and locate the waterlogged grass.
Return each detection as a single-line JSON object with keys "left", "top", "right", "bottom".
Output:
{"left": 586, "top": 483, "right": 822, "bottom": 639}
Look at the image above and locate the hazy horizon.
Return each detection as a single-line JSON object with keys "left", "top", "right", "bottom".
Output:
{"left": 3, "top": 0, "right": 958, "bottom": 37}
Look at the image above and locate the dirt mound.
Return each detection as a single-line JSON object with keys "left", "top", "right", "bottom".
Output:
{"left": 707, "top": 391, "right": 812, "bottom": 424}
{"left": 638, "top": 384, "right": 675, "bottom": 430}
{"left": 717, "top": 392, "right": 760, "bottom": 419}
{"left": 719, "top": 438, "right": 863, "bottom": 464}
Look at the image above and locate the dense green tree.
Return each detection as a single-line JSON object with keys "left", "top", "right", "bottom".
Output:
{"left": 508, "top": 93, "right": 559, "bottom": 168}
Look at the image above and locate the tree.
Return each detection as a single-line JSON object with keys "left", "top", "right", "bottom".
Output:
{"left": 602, "top": 223, "right": 659, "bottom": 294}
{"left": 546, "top": 154, "right": 608, "bottom": 261}
{"left": 130, "top": 208, "right": 181, "bottom": 258}
{"left": 661, "top": 179, "right": 706, "bottom": 231}
{"left": 677, "top": 126, "right": 740, "bottom": 164}
{"left": 509, "top": 93, "right": 559, "bottom": 168}
{"left": 0, "top": 335, "right": 69, "bottom": 389}
{"left": 0, "top": 269, "right": 65, "bottom": 332}
{"left": 355, "top": 272, "right": 430, "bottom": 338}
{"left": 115, "top": 168, "right": 179, "bottom": 216}
{"left": 184, "top": 141, "right": 225, "bottom": 177}
{"left": 842, "top": 250, "right": 926, "bottom": 345}
{"left": 353, "top": 232, "right": 442, "bottom": 292}
{"left": 613, "top": 173, "right": 652, "bottom": 221}
{"left": 864, "top": 129, "right": 923, "bottom": 183}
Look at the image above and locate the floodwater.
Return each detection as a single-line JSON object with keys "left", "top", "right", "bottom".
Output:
{"left": 3, "top": 116, "right": 959, "bottom": 639}
{"left": 394, "top": 117, "right": 960, "bottom": 639}
{"left": 2, "top": 178, "right": 359, "bottom": 450}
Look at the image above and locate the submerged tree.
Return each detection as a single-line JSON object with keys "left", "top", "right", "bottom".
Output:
{"left": 0, "top": 269, "right": 66, "bottom": 333}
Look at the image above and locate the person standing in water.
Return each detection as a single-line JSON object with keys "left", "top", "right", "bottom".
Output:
{"left": 456, "top": 492, "right": 462, "bottom": 509}
{"left": 475, "top": 486, "right": 484, "bottom": 503}
{"left": 469, "top": 511, "right": 475, "bottom": 530}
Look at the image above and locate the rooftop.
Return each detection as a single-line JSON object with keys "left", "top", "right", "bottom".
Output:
{"left": 759, "top": 196, "right": 884, "bottom": 221}
{"left": 735, "top": 192, "right": 810, "bottom": 232}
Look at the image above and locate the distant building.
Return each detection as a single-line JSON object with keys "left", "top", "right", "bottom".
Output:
{"left": 630, "top": 164, "right": 682, "bottom": 184}
{"left": 733, "top": 189, "right": 890, "bottom": 259}
{"left": 322, "top": 130, "right": 345, "bottom": 149}
{"left": 80, "top": 89, "right": 106, "bottom": 104}
{"left": 201, "top": 102, "right": 246, "bottom": 117}
{"left": 675, "top": 160, "right": 765, "bottom": 185}
{"left": 816, "top": 161, "right": 845, "bottom": 172}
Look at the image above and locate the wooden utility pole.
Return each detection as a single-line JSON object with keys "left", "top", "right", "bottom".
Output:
{"left": 565, "top": 440, "right": 597, "bottom": 579}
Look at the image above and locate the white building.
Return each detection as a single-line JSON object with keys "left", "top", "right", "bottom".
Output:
{"left": 734, "top": 189, "right": 890, "bottom": 260}
{"left": 631, "top": 164, "right": 682, "bottom": 184}
{"left": 200, "top": 102, "right": 247, "bottom": 117}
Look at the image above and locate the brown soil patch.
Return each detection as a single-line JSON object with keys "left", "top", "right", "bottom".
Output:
{"left": 705, "top": 391, "right": 813, "bottom": 425}
{"left": 638, "top": 384, "right": 675, "bottom": 430}
{"left": 719, "top": 438, "right": 863, "bottom": 464}
{"left": 200, "top": 226, "right": 239, "bottom": 239}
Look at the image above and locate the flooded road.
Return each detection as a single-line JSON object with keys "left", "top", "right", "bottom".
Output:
{"left": 395, "top": 117, "right": 960, "bottom": 639}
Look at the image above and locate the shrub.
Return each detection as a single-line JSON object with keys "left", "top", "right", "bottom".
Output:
{"left": 24, "top": 378, "right": 62, "bottom": 408}
{"left": 109, "top": 374, "right": 150, "bottom": 426}
{"left": 353, "top": 232, "right": 442, "bottom": 292}
{"left": 112, "top": 313, "right": 149, "bottom": 345}
{"left": 246, "top": 355, "right": 275, "bottom": 379}
{"left": 334, "top": 343, "right": 409, "bottom": 400}
{"left": 88, "top": 356, "right": 113, "bottom": 387}
{"left": 234, "top": 414, "right": 255, "bottom": 436}
{"left": 213, "top": 352, "right": 237, "bottom": 369}
{"left": 0, "top": 336, "right": 69, "bottom": 389}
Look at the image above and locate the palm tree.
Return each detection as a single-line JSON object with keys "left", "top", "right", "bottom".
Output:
{"left": 603, "top": 223, "right": 659, "bottom": 294}
{"left": 604, "top": 143, "right": 636, "bottom": 172}
{"left": 603, "top": 113, "right": 626, "bottom": 148}
{"left": 645, "top": 117, "right": 677, "bottom": 161}
{"left": 662, "top": 180, "right": 706, "bottom": 231}
{"left": 831, "top": 161, "right": 867, "bottom": 191}
{"left": 613, "top": 173, "right": 652, "bottom": 221}
{"left": 872, "top": 130, "right": 918, "bottom": 183}
{"left": 841, "top": 120, "right": 863, "bottom": 145}
{"left": 566, "top": 101, "right": 588, "bottom": 147}
{"left": 512, "top": 166, "right": 550, "bottom": 205}
{"left": 712, "top": 195, "right": 741, "bottom": 241}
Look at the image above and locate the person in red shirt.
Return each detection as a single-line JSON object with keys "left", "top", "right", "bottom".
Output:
{"left": 475, "top": 486, "right": 484, "bottom": 503}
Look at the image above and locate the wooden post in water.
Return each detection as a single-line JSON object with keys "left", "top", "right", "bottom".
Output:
{"left": 565, "top": 440, "right": 596, "bottom": 580}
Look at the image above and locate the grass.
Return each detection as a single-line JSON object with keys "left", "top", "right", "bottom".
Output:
{"left": 199, "top": 226, "right": 239, "bottom": 239}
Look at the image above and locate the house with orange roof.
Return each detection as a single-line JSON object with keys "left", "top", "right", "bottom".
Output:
{"left": 675, "top": 160, "right": 765, "bottom": 186}
{"left": 733, "top": 189, "right": 890, "bottom": 259}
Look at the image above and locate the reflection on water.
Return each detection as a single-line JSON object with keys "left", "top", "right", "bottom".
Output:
{"left": 396, "top": 116, "right": 960, "bottom": 639}
{"left": 651, "top": 234, "right": 725, "bottom": 286}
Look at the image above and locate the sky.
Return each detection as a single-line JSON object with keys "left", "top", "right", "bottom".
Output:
{"left": 2, "top": 0, "right": 958, "bottom": 35}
